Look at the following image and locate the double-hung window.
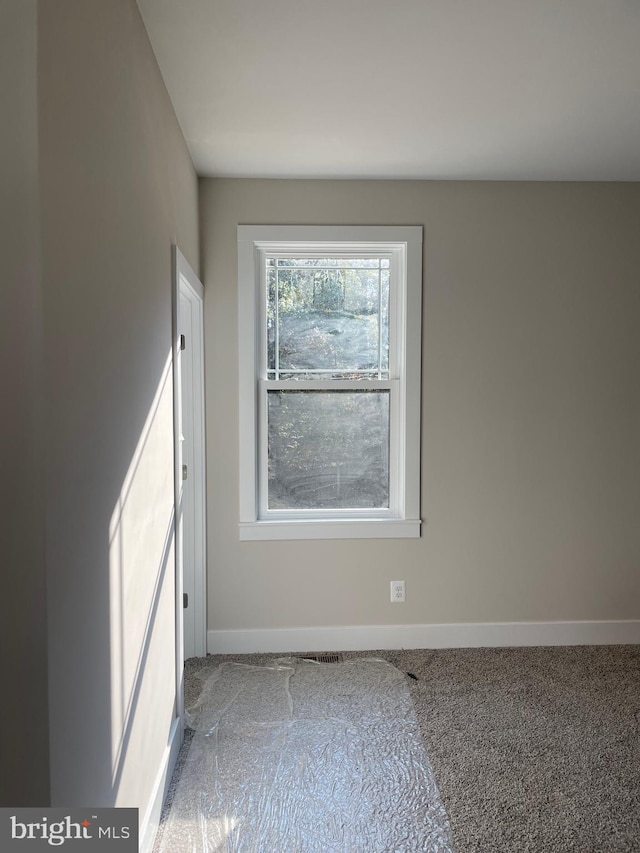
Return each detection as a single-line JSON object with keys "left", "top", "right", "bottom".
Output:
{"left": 238, "top": 225, "right": 422, "bottom": 540}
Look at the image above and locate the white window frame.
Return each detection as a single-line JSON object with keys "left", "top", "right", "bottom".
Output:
{"left": 238, "top": 225, "right": 422, "bottom": 540}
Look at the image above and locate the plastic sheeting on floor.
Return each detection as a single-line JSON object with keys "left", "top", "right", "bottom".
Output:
{"left": 158, "top": 658, "right": 455, "bottom": 852}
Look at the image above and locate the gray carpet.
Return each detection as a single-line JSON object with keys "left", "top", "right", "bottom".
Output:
{"left": 157, "top": 645, "right": 640, "bottom": 852}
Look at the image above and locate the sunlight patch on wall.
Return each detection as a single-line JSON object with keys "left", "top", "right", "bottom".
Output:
{"left": 108, "top": 352, "right": 176, "bottom": 797}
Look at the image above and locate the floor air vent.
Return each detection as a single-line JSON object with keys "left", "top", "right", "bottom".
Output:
{"left": 302, "top": 653, "right": 343, "bottom": 664}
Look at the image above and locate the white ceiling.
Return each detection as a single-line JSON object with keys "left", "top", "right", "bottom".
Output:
{"left": 138, "top": 0, "right": 640, "bottom": 180}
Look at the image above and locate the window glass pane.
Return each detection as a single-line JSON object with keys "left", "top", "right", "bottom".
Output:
{"left": 276, "top": 371, "right": 380, "bottom": 380}
{"left": 268, "top": 390, "right": 390, "bottom": 509}
{"left": 267, "top": 259, "right": 389, "bottom": 377}
{"left": 381, "top": 269, "right": 390, "bottom": 373}
{"left": 276, "top": 258, "right": 380, "bottom": 268}
{"left": 267, "top": 265, "right": 276, "bottom": 371}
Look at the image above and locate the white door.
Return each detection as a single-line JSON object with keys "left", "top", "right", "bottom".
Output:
{"left": 173, "top": 247, "right": 206, "bottom": 669}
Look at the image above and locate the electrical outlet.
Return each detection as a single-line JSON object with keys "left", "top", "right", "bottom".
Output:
{"left": 390, "top": 580, "right": 405, "bottom": 603}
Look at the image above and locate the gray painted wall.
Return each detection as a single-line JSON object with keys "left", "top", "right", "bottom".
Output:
{"left": 39, "top": 0, "right": 198, "bottom": 812}
{"left": 0, "top": 0, "right": 49, "bottom": 806}
{"left": 201, "top": 179, "right": 640, "bottom": 634}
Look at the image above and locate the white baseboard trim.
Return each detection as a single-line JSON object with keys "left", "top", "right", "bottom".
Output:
{"left": 139, "top": 715, "right": 183, "bottom": 853}
{"left": 207, "top": 620, "right": 640, "bottom": 655}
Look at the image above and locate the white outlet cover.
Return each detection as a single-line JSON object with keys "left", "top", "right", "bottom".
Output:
{"left": 390, "top": 581, "right": 405, "bottom": 602}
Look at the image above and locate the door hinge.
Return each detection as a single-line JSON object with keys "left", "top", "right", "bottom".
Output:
{"left": 182, "top": 464, "right": 188, "bottom": 480}
{"left": 183, "top": 593, "right": 188, "bottom": 609}
{"left": 180, "top": 334, "right": 186, "bottom": 351}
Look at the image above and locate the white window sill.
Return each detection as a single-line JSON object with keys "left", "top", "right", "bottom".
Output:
{"left": 239, "top": 519, "right": 422, "bottom": 541}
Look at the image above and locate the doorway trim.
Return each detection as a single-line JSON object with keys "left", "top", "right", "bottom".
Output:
{"left": 172, "top": 246, "right": 207, "bottom": 696}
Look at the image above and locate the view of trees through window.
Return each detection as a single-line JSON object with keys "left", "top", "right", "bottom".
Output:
{"left": 265, "top": 257, "right": 391, "bottom": 509}
{"left": 267, "top": 257, "right": 390, "bottom": 378}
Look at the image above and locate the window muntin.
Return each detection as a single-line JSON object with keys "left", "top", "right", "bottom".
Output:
{"left": 238, "top": 226, "right": 422, "bottom": 540}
